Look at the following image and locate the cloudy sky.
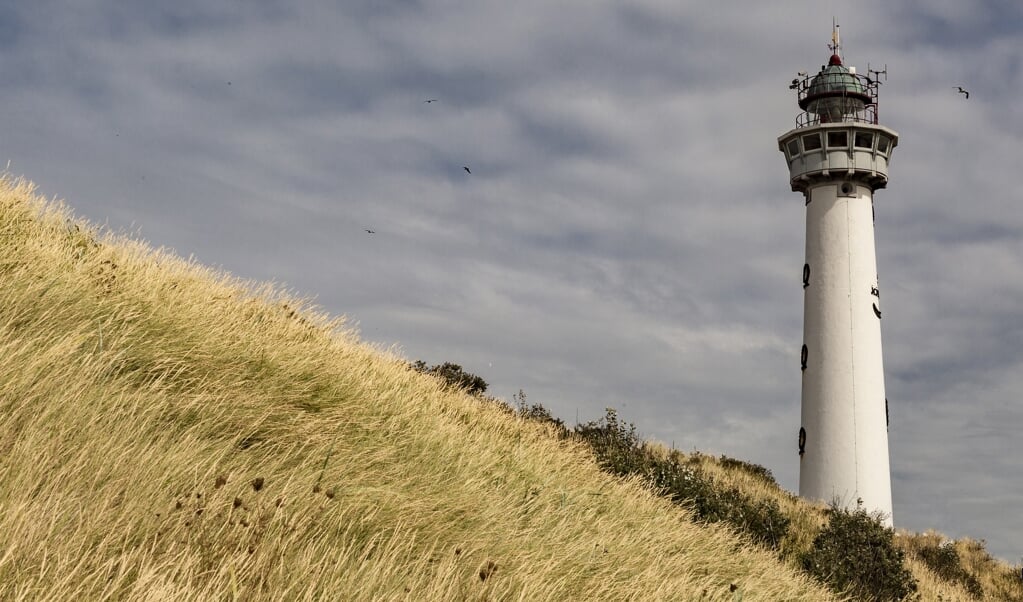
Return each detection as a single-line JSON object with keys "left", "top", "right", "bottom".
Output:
{"left": 3, "top": 0, "right": 1021, "bottom": 561}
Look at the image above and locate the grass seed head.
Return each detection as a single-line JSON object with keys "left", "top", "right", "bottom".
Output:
{"left": 479, "top": 560, "right": 497, "bottom": 582}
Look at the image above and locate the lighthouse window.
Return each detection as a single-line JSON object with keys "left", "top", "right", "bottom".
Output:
{"left": 801, "top": 133, "right": 822, "bottom": 151}
{"left": 877, "top": 135, "right": 890, "bottom": 154}
{"left": 854, "top": 132, "right": 874, "bottom": 149}
{"left": 787, "top": 139, "right": 800, "bottom": 157}
{"left": 800, "top": 344, "right": 808, "bottom": 371}
{"left": 803, "top": 263, "right": 810, "bottom": 288}
{"left": 826, "top": 131, "right": 848, "bottom": 148}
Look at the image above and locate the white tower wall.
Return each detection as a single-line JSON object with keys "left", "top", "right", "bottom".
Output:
{"left": 801, "top": 182, "right": 893, "bottom": 524}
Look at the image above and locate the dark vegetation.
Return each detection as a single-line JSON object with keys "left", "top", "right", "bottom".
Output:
{"left": 914, "top": 541, "right": 983, "bottom": 599}
{"left": 800, "top": 506, "right": 917, "bottom": 601}
{"left": 411, "top": 361, "right": 489, "bottom": 396}
{"left": 573, "top": 408, "right": 790, "bottom": 550}
{"left": 717, "top": 454, "right": 778, "bottom": 486}
{"left": 417, "top": 365, "right": 789, "bottom": 548}
{"left": 419, "top": 360, "right": 1023, "bottom": 601}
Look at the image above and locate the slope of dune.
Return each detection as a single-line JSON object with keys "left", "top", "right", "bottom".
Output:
{"left": 0, "top": 177, "right": 838, "bottom": 600}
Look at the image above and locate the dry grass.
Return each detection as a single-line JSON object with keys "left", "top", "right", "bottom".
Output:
{"left": 895, "top": 532, "right": 1023, "bottom": 602}
{"left": 650, "top": 447, "right": 1023, "bottom": 601}
{"left": 7, "top": 177, "right": 1020, "bottom": 601}
{"left": 0, "top": 176, "right": 840, "bottom": 600}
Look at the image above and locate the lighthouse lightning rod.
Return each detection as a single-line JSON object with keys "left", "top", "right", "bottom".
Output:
{"left": 829, "top": 19, "right": 840, "bottom": 59}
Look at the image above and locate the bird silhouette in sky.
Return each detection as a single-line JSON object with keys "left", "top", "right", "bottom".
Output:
{"left": 463, "top": 166, "right": 471, "bottom": 174}
{"left": 955, "top": 86, "right": 970, "bottom": 99}
{"left": 424, "top": 99, "right": 438, "bottom": 103}
{"left": 365, "top": 229, "right": 375, "bottom": 234}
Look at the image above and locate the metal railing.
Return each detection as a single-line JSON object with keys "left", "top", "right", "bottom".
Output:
{"left": 795, "top": 106, "right": 879, "bottom": 128}
{"left": 790, "top": 69, "right": 883, "bottom": 128}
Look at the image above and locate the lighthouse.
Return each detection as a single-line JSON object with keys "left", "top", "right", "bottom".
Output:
{"left": 777, "top": 27, "right": 897, "bottom": 525}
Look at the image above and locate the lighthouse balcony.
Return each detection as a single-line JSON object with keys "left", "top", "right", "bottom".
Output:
{"left": 778, "top": 123, "right": 898, "bottom": 192}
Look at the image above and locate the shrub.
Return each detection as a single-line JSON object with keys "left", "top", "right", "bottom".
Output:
{"left": 717, "top": 455, "right": 778, "bottom": 486}
{"left": 801, "top": 505, "right": 917, "bottom": 601}
{"left": 574, "top": 408, "right": 647, "bottom": 476}
{"left": 646, "top": 452, "right": 789, "bottom": 549}
{"left": 512, "top": 390, "right": 569, "bottom": 437}
{"left": 574, "top": 409, "right": 789, "bottom": 549}
{"left": 412, "top": 361, "right": 488, "bottom": 396}
{"left": 937, "top": 537, "right": 1023, "bottom": 601}
{"left": 916, "top": 541, "right": 982, "bottom": 598}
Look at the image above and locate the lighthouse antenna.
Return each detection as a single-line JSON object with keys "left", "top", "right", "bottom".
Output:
{"left": 868, "top": 63, "right": 888, "bottom": 83}
{"left": 828, "top": 19, "right": 842, "bottom": 59}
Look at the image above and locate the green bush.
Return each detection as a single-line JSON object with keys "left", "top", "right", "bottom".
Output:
{"left": 412, "top": 360, "right": 489, "bottom": 396}
{"left": 574, "top": 408, "right": 647, "bottom": 477}
{"left": 512, "top": 390, "right": 569, "bottom": 437}
{"left": 914, "top": 541, "right": 982, "bottom": 598}
{"left": 645, "top": 451, "right": 789, "bottom": 549}
{"left": 717, "top": 455, "right": 778, "bottom": 487}
{"left": 573, "top": 409, "right": 789, "bottom": 549}
{"left": 801, "top": 505, "right": 917, "bottom": 601}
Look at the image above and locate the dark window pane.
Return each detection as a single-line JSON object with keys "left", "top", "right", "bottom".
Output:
{"left": 802, "top": 133, "right": 822, "bottom": 151}
{"left": 854, "top": 132, "right": 874, "bottom": 148}
{"left": 827, "top": 131, "right": 848, "bottom": 148}
{"left": 787, "top": 139, "right": 800, "bottom": 157}
{"left": 877, "top": 136, "right": 890, "bottom": 153}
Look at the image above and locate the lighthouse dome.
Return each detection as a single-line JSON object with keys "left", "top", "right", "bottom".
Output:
{"left": 799, "top": 55, "right": 871, "bottom": 122}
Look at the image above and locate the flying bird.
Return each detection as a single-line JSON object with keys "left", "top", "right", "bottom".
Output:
{"left": 463, "top": 166, "right": 471, "bottom": 174}
{"left": 424, "top": 99, "right": 438, "bottom": 103}
{"left": 365, "top": 229, "right": 375, "bottom": 234}
{"left": 955, "top": 86, "right": 969, "bottom": 99}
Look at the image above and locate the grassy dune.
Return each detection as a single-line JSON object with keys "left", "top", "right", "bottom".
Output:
{"left": 660, "top": 447, "right": 1023, "bottom": 601}
{"left": 4, "top": 177, "right": 1021, "bottom": 601}
{"left": 0, "top": 178, "right": 838, "bottom": 600}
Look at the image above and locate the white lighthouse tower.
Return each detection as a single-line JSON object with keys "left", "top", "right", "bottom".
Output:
{"left": 778, "top": 27, "right": 898, "bottom": 525}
